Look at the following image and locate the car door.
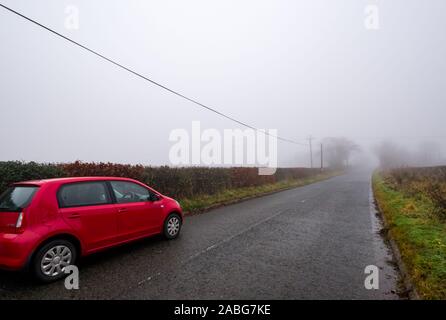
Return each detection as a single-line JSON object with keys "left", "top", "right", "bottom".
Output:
{"left": 59, "top": 181, "right": 118, "bottom": 252}
{"left": 109, "top": 180, "right": 163, "bottom": 241}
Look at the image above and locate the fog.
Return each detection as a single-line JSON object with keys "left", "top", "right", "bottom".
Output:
{"left": 1, "top": 0, "right": 445, "bottom": 168}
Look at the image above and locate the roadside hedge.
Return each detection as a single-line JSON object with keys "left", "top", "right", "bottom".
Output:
{"left": 0, "top": 161, "right": 323, "bottom": 200}
{"left": 0, "top": 161, "right": 64, "bottom": 194}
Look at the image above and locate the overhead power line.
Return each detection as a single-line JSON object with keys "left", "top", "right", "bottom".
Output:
{"left": 0, "top": 3, "right": 308, "bottom": 147}
{"left": 353, "top": 135, "right": 446, "bottom": 141}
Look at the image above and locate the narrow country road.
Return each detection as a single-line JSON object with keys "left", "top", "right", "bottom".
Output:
{"left": 0, "top": 169, "right": 400, "bottom": 299}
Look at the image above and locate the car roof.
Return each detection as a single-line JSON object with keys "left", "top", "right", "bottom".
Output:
{"left": 15, "top": 176, "right": 138, "bottom": 186}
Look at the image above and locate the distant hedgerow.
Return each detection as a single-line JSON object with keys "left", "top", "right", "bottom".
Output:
{"left": 0, "top": 161, "right": 325, "bottom": 200}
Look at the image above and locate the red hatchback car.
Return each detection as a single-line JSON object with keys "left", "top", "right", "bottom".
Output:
{"left": 0, "top": 177, "right": 183, "bottom": 282}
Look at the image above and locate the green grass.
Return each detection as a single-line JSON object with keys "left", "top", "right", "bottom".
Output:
{"left": 179, "top": 171, "right": 340, "bottom": 214}
{"left": 373, "top": 173, "right": 446, "bottom": 299}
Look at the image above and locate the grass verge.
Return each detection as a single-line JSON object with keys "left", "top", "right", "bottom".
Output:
{"left": 373, "top": 172, "right": 446, "bottom": 299}
{"left": 180, "top": 170, "right": 341, "bottom": 214}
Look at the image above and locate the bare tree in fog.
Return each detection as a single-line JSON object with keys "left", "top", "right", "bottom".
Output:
{"left": 322, "top": 137, "right": 360, "bottom": 169}
{"left": 374, "top": 140, "right": 444, "bottom": 169}
{"left": 416, "top": 141, "right": 443, "bottom": 166}
{"left": 374, "top": 141, "right": 411, "bottom": 169}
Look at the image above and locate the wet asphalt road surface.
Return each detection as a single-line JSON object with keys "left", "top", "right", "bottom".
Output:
{"left": 0, "top": 169, "right": 400, "bottom": 299}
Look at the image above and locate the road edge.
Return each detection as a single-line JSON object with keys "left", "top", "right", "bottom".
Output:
{"left": 371, "top": 173, "right": 420, "bottom": 300}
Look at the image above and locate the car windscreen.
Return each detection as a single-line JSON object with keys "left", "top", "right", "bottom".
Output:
{"left": 0, "top": 186, "right": 39, "bottom": 212}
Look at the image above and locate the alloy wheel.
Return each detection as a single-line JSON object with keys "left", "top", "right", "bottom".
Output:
{"left": 40, "top": 245, "right": 72, "bottom": 277}
{"left": 167, "top": 216, "right": 180, "bottom": 236}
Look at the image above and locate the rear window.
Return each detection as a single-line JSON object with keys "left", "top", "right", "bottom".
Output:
{"left": 58, "top": 182, "right": 111, "bottom": 208}
{"left": 0, "top": 186, "right": 39, "bottom": 212}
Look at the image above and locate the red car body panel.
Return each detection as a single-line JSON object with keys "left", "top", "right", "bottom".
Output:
{"left": 0, "top": 177, "right": 183, "bottom": 270}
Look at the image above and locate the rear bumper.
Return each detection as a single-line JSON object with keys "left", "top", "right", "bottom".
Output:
{"left": 0, "top": 232, "right": 34, "bottom": 270}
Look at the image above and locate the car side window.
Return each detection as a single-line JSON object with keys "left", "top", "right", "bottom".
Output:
{"left": 110, "top": 181, "right": 152, "bottom": 204}
{"left": 59, "top": 182, "right": 111, "bottom": 208}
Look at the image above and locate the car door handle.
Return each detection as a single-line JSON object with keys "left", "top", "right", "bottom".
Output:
{"left": 118, "top": 208, "right": 128, "bottom": 213}
{"left": 68, "top": 213, "right": 80, "bottom": 219}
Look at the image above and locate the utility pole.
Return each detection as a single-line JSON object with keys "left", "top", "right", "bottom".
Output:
{"left": 320, "top": 143, "right": 323, "bottom": 171}
{"left": 307, "top": 136, "right": 313, "bottom": 168}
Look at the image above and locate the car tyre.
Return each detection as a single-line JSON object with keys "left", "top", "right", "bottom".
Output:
{"left": 32, "top": 239, "right": 77, "bottom": 283}
{"left": 163, "top": 213, "right": 182, "bottom": 239}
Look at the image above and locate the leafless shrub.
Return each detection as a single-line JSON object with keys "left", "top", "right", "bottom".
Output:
{"left": 385, "top": 166, "right": 446, "bottom": 220}
{"left": 424, "top": 182, "right": 446, "bottom": 220}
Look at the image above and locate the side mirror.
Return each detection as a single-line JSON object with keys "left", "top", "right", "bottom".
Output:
{"left": 150, "top": 193, "right": 160, "bottom": 202}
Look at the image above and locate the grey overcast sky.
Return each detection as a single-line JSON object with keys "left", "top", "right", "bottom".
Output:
{"left": 1, "top": 0, "right": 446, "bottom": 166}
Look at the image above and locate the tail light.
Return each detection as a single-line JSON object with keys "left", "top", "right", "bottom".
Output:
{"left": 16, "top": 212, "right": 23, "bottom": 228}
